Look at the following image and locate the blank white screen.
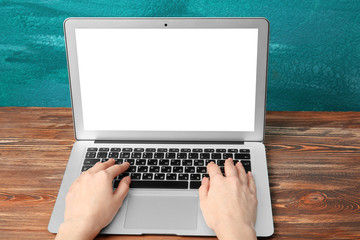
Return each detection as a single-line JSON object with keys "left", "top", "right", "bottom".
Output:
{"left": 75, "top": 28, "right": 258, "bottom": 131}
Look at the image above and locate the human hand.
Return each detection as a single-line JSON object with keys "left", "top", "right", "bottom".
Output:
{"left": 199, "top": 158, "right": 257, "bottom": 240}
{"left": 55, "top": 158, "right": 131, "bottom": 240}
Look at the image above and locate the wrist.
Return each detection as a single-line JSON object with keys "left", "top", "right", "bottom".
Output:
{"left": 55, "top": 220, "right": 101, "bottom": 240}
{"left": 214, "top": 223, "right": 256, "bottom": 240}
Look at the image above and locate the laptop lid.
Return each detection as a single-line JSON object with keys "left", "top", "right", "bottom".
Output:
{"left": 64, "top": 18, "right": 269, "bottom": 142}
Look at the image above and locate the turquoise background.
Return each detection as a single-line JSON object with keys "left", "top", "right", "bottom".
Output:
{"left": 1, "top": 1, "right": 360, "bottom": 110}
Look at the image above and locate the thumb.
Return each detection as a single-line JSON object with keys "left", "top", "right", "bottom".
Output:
{"left": 114, "top": 176, "right": 131, "bottom": 207}
{"left": 199, "top": 177, "right": 209, "bottom": 202}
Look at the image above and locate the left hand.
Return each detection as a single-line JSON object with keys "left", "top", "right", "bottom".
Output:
{"left": 55, "top": 158, "right": 131, "bottom": 240}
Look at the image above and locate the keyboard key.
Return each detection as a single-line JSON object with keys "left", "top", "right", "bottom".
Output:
{"left": 120, "top": 152, "right": 130, "bottom": 158}
{"left": 182, "top": 160, "right": 193, "bottom": 166}
{"left": 161, "top": 166, "right": 172, "bottom": 173}
{"left": 189, "top": 153, "right": 199, "bottom": 159}
{"left": 220, "top": 166, "right": 225, "bottom": 174}
{"left": 166, "top": 173, "right": 177, "bottom": 180}
{"left": 178, "top": 173, "right": 189, "bottom": 180}
{"left": 138, "top": 166, "right": 148, "bottom": 172}
{"left": 115, "top": 159, "right": 123, "bottom": 164}
{"left": 109, "top": 152, "right": 119, "bottom": 158}
{"left": 196, "top": 167, "right": 207, "bottom": 173}
{"left": 110, "top": 148, "right": 120, "bottom": 152}
{"left": 177, "top": 153, "right": 187, "bottom": 159}
{"left": 234, "top": 154, "right": 250, "bottom": 159}
{"left": 124, "top": 159, "right": 135, "bottom": 165}
{"left": 181, "top": 148, "right": 191, "bottom": 152}
{"left": 84, "top": 159, "right": 100, "bottom": 166}
{"left": 216, "top": 149, "right": 226, "bottom": 153}
{"left": 130, "top": 173, "right": 141, "bottom": 180}
{"left": 211, "top": 153, "right": 221, "bottom": 159}
{"left": 154, "top": 173, "right": 165, "bottom": 180}
{"left": 169, "top": 148, "right": 179, "bottom": 152}
{"left": 157, "top": 148, "right": 168, "bottom": 152}
{"left": 192, "top": 149, "right": 203, "bottom": 152}
{"left": 170, "top": 159, "right": 181, "bottom": 166}
{"left": 228, "top": 149, "right": 238, "bottom": 153}
{"left": 159, "top": 159, "right": 169, "bottom": 165}
{"left": 146, "top": 148, "right": 156, "bottom": 152}
{"left": 101, "top": 158, "right": 109, "bottom": 162}
{"left": 132, "top": 152, "right": 142, "bottom": 158}
{"left": 134, "top": 148, "right": 144, "bottom": 152}
{"left": 190, "top": 174, "right": 201, "bottom": 180}
{"left": 202, "top": 173, "right": 209, "bottom": 178}
{"left": 97, "top": 152, "right": 107, "bottom": 158}
{"left": 126, "top": 166, "right": 137, "bottom": 172}
{"left": 136, "top": 159, "right": 147, "bottom": 165}
{"left": 122, "top": 148, "right": 132, "bottom": 152}
{"left": 149, "top": 166, "right": 160, "bottom": 172}
{"left": 204, "top": 149, "right": 215, "bottom": 152}
{"left": 117, "top": 172, "right": 129, "bottom": 180}
{"left": 185, "top": 166, "right": 195, "bottom": 173}
{"left": 194, "top": 160, "right": 204, "bottom": 166}
{"left": 113, "top": 174, "right": 129, "bottom": 188}
{"left": 143, "top": 152, "right": 153, "bottom": 158}
{"left": 82, "top": 166, "right": 92, "bottom": 172}
{"left": 148, "top": 159, "right": 158, "bottom": 165}
{"left": 130, "top": 181, "right": 188, "bottom": 189}
{"left": 190, "top": 181, "right": 202, "bottom": 189}
{"left": 143, "top": 173, "right": 153, "bottom": 180}
{"left": 205, "top": 160, "right": 216, "bottom": 165}
{"left": 223, "top": 153, "right": 233, "bottom": 159}
{"left": 87, "top": 148, "right": 97, "bottom": 151}
{"left": 99, "top": 148, "right": 109, "bottom": 152}
{"left": 240, "top": 149, "right": 250, "bottom": 153}
{"left": 233, "top": 159, "right": 240, "bottom": 164}
{"left": 154, "top": 153, "right": 164, "bottom": 158}
{"left": 200, "top": 153, "right": 210, "bottom": 159}
{"left": 241, "top": 160, "right": 251, "bottom": 172}
{"left": 217, "top": 160, "right": 225, "bottom": 166}
{"left": 173, "top": 166, "right": 184, "bottom": 173}
{"left": 166, "top": 153, "right": 176, "bottom": 158}
{"left": 85, "top": 152, "right": 96, "bottom": 158}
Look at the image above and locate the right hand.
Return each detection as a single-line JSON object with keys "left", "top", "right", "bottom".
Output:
{"left": 199, "top": 158, "right": 258, "bottom": 240}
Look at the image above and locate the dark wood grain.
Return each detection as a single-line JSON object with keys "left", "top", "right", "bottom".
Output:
{"left": 0, "top": 107, "right": 359, "bottom": 239}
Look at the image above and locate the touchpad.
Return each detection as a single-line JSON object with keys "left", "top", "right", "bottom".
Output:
{"left": 124, "top": 194, "right": 198, "bottom": 230}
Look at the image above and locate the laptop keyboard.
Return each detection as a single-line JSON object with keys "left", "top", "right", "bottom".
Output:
{"left": 82, "top": 147, "right": 251, "bottom": 189}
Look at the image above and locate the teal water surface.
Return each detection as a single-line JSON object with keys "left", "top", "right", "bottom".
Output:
{"left": 1, "top": 0, "right": 360, "bottom": 110}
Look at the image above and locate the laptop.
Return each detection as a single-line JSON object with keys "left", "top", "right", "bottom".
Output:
{"left": 48, "top": 17, "right": 274, "bottom": 237}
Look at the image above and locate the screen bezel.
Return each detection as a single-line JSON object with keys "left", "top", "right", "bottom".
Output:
{"left": 64, "top": 18, "right": 269, "bottom": 142}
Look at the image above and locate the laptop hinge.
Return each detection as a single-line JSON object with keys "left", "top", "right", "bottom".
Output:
{"left": 94, "top": 140, "right": 244, "bottom": 145}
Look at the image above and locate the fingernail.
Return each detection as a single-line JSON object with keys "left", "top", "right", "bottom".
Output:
{"left": 126, "top": 176, "right": 131, "bottom": 183}
{"left": 249, "top": 171, "right": 253, "bottom": 177}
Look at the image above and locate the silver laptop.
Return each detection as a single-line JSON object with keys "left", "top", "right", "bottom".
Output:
{"left": 48, "top": 17, "right": 273, "bottom": 237}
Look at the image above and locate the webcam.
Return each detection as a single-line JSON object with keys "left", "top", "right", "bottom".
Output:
{"left": 164, "top": 23, "right": 167, "bottom": 27}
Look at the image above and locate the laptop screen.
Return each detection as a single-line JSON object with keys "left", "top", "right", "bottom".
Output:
{"left": 75, "top": 28, "right": 258, "bottom": 132}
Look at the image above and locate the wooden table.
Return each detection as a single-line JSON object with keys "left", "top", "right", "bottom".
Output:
{"left": 0, "top": 107, "right": 359, "bottom": 239}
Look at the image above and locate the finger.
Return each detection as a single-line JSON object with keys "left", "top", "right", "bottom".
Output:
{"left": 105, "top": 162, "right": 130, "bottom": 179}
{"left": 88, "top": 158, "right": 115, "bottom": 173}
{"left": 207, "top": 162, "right": 222, "bottom": 179}
{"left": 224, "top": 158, "right": 238, "bottom": 177}
{"left": 114, "top": 176, "right": 131, "bottom": 206}
{"left": 248, "top": 171, "right": 256, "bottom": 194}
{"left": 199, "top": 177, "right": 209, "bottom": 201}
{"left": 235, "top": 161, "right": 248, "bottom": 184}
